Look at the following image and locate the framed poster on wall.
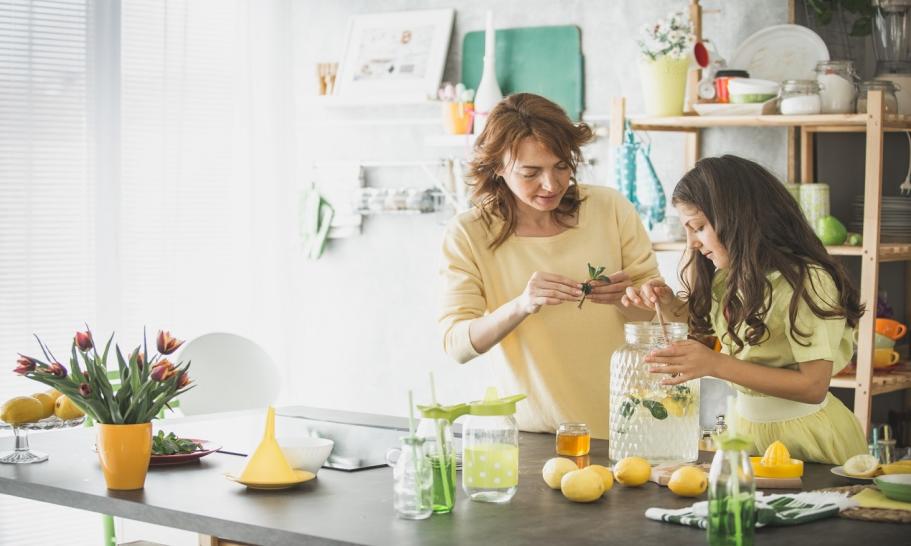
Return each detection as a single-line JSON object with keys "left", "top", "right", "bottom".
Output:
{"left": 334, "top": 8, "right": 454, "bottom": 101}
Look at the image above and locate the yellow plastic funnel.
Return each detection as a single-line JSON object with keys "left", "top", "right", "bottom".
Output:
{"left": 239, "top": 407, "right": 299, "bottom": 484}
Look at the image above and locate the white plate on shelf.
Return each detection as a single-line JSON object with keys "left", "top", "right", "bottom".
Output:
{"left": 693, "top": 99, "right": 778, "bottom": 116}
{"left": 730, "top": 24, "right": 829, "bottom": 83}
{"left": 830, "top": 465, "right": 875, "bottom": 481}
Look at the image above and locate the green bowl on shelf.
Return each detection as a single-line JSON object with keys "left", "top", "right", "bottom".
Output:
{"left": 874, "top": 474, "right": 911, "bottom": 503}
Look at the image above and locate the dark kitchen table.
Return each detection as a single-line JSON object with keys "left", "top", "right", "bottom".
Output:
{"left": 0, "top": 408, "right": 905, "bottom": 545}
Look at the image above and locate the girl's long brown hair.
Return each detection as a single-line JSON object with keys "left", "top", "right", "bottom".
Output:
{"left": 467, "top": 93, "right": 594, "bottom": 249}
{"left": 673, "top": 155, "right": 864, "bottom": 353}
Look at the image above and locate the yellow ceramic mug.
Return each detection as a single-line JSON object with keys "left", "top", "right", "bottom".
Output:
{"left": 876, "top": 318, "right": 907, "bottom": 341}
{"left": 873, "top": 348, "right": 901, "bottom": 369}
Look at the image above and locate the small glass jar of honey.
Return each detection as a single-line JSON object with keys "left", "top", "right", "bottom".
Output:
{"left": 556, "top": 423, "right": 590, "bottom": 457}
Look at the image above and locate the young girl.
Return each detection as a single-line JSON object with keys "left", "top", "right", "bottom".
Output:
{"left": 624, "top": 155, "right": 867, "bottom": 465}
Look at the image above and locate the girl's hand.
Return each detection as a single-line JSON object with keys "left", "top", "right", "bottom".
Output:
{"left": 585, "top": 271, "right": 632, "bottom": 306}
{"left": 644, "top": 339, "right": 723, "bottom": 385}
{"left": 516, "top": 271, "right": 583, "bottom": 315}
{"left": 621, "top": 278, "right": 674, "bottom": 311}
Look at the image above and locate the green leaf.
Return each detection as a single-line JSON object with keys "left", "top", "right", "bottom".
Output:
{"left": 643, "top": 399, "right": 668, "bottom": 420}
{"left": 596, "top": 275, "right": 612, "bottom": 283}
{"left": 594, "top": 266, "right": 605, "bottom": 278}
{"left": 581, "top": 283, "right": 592, "bottom": 295}
{"left": 587, "top": 263, "right": 595, "bottom": 278}
{"left": 620, "top": 396, "right": 640, "bottom": 418}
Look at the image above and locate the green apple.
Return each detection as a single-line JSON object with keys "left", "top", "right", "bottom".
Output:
{"left": 815, "top": 216, "right": 848, "bottom": 245}
{"left": 846, "top": 232, "right": 863, "bottom": 246}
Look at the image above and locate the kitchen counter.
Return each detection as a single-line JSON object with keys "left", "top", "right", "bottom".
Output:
{"left": 0, "top": 408, "right": 906, "bottom": 545}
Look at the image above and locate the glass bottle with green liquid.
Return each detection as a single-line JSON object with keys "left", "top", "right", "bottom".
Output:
{"left": 707, "top": 397, "right": 756, "bottom": 546}
{"left": 461, "top": 387, "right": 526, "bottom": 503}
{"left": 416, "top": 402, "right": 468, "bottom": 514}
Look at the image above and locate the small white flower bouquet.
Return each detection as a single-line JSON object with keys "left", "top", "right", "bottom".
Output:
{"left": 638, "top": 10, "right": 695, "bottom": 61}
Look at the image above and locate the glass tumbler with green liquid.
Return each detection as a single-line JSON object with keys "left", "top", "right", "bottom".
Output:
{"left": 708, "top": 434, "right": 757, "bottom": 546}
{"left": 417, "top": 403, "right": 468, "bottom": 513}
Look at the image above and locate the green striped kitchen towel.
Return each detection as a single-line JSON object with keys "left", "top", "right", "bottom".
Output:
{"left": 645, "top": 491, "right": 858, "bottom": 529}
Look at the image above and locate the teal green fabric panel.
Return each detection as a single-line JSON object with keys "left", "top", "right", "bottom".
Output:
{"left": 462, "top": 25, "right": 584, "bottom": 120}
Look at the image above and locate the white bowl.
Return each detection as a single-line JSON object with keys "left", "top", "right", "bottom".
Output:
{"left": 728, "top": 78, "right": 781, "bottom": 96}
{"left": 278, "top": 437, "right": 334, "bottom": 474}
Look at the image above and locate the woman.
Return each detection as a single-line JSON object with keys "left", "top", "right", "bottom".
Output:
{"left": 439, "top": 93, "right": 659, "bottom": 438}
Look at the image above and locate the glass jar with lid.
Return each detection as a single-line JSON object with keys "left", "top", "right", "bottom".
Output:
{"left": 778, "top": 80, "right": 822, "bottom": 115}
{"left": 815, "top": 60, "right": 857, "bottom": 113}
{"left": 857, "top": 80, "right": 899, "bottom": 113}
{"left": 609, "top": 322, "right": 700, "bottom": 465}
{"left": 556, "top": 423, "right": 591, "bottom": 457}
{"left": 461, "top": 387, "right": 526, "bottom": 503}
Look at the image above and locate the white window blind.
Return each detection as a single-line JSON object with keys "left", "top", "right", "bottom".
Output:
{"left": 0, "top": 1, "right": 102, "bottom": 543}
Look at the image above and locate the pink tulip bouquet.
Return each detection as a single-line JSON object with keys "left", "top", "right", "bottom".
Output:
{"left": 14, "top": 328, "right": 194, "bottom": 424}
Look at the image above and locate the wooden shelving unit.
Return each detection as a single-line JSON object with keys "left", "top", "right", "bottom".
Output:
{"left": 617, "top": 81, "right": 911, "bottom": 436}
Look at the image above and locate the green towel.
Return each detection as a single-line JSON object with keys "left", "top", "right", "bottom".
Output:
{"left": 645, "top": 491, "right": 857, "bottom": 529}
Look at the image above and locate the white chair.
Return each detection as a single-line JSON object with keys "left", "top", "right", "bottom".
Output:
{"left": 173, "top": 332, "right": 281, "bottom": 416}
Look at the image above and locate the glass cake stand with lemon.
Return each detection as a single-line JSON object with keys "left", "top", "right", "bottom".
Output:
{"left": 0, "top": 389, "right": 86, "bottom": 464}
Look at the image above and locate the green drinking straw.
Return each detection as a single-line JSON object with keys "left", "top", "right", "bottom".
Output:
{"left": 407, "top": 390, "right": 425, "bottom": 508}
{"left": 429, "top": 372, "right": 453, "bottom": 508}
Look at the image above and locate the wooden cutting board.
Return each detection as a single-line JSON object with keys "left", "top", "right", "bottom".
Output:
{"left": 650, "top": 463, "right": 802, "bottom": 490}
{"left": 461, "top": 25, "right": 584, "bottom": 121}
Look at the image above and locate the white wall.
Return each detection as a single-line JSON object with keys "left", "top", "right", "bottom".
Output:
{"left": 286, "top": 0, "right": 790, "bottom": 419}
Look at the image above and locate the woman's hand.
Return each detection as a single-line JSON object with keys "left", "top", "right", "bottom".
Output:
{"left": 644, "top": 339, "right": 724, "bottom": 385}
{"left": 515, "top": 271, "right": 583, "bottom": 315}
{"left": 585, "top": 270, "right": 632, "bottom": 305}
{"left": 621, "top": 278, "right": 675, "bottom": 311}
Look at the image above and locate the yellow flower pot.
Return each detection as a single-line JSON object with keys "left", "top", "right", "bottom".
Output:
{"left": 639, "top": 56, "right": 690, "bottom": 117}
{"left": 97, "top": 422, "right": 152, "bottom": 490}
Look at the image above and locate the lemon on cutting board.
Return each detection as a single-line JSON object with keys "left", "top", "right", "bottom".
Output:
{"left": 542, "top": 457, "right": 578, "bottom": 489}
{"left": 0, "top": 396, "right": 45, "bottom": 425}
{"left": 843, "top": 454, "right": 880, "bottom": 478}
{"left": 668, "top": 466, "right": 707, "bottom": 497}
{"left": 614, "top": 456, "right": 651, "bottom": 487}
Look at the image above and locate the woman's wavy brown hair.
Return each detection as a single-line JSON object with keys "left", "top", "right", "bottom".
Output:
{"left": 467, "top": 93, "right": 594, "bottom": 249}
{"left": 672, "top": 155, "right": 864, "bottom": 354}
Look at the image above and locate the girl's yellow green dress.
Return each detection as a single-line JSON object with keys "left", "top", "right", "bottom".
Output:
{"left": 711, "top": 267, "right": 868, "bottom": 465}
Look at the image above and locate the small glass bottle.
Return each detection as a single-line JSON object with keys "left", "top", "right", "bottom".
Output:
{"left": 778, "top": 80, "right": 822, "bottom": 115}
{"left": 556, "top": 423, "right": 591, "bottom": 457}
{"left": 815, "top": 60, "right": 857, "bottom": 114}
{"left": 857, "top": 80, "right": 899, "bottom": 113}
{"left": 461, "top": 387, "right": 526, "bottom": 503}
{"left": 386, "top": 436, "right": 433, "bottom": 520}
{"left": 708, "top": 433, "right": 757, "bottom": 546}
{"left": 416, "top": 403, "right": 468, "bottom": 514}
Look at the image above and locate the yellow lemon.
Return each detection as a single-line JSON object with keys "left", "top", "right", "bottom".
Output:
{"left": 614, "top": 456, "right": 652, "bottom": 487}
{"left": 660, "top": 397, "right": 686, "bottom": 418}
{"left": 45, "top": 388, "right": 63, "bottom": 402}
{"left": 31, "top": 393, "right": 56, "bottom": 419}
{"left": 0, "top": 396, "right": 45, "bottom": 425}
{"left": 668, "top": 466, "right": 708, "bottom": 497}
{"left": 760, "top": 441, "right": 791, "bottom": 466}
{"left": 882, "top": 463, "right": 911, "bottom": 475}
{"left": 54, "top": 396, "right": 85, "bottom": 421}
{"left": 587, "top": 464, "right": 614, "bottom": 493}
{"left": 542, "top": 457, "right": 578, "bottom": 489}
{"left": 843, "top": 454, "right": 879, "bottom": 477}
{"left": 560, "top": 468, "right": 604, "bottom": 503}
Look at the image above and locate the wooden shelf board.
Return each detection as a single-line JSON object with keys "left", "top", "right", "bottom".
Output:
{"left": 630, "top": 113, "right": 911, "bottom": 131}
{"left": 651, "top": 242, "right": 911, "bottom": 260}
{"left": 831, "top": 369, "right": 911, "bottom": 395}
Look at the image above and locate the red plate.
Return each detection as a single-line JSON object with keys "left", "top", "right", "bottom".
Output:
{"left": 150, "top": 439, "right": 221, "bottom": 466}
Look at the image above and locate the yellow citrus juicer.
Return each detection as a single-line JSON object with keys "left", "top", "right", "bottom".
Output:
{"left": 228, "top": 406, "right": 313, "bottom": 487}
{"left": 749, "top": 440, "right": 804, "bottom": 479}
